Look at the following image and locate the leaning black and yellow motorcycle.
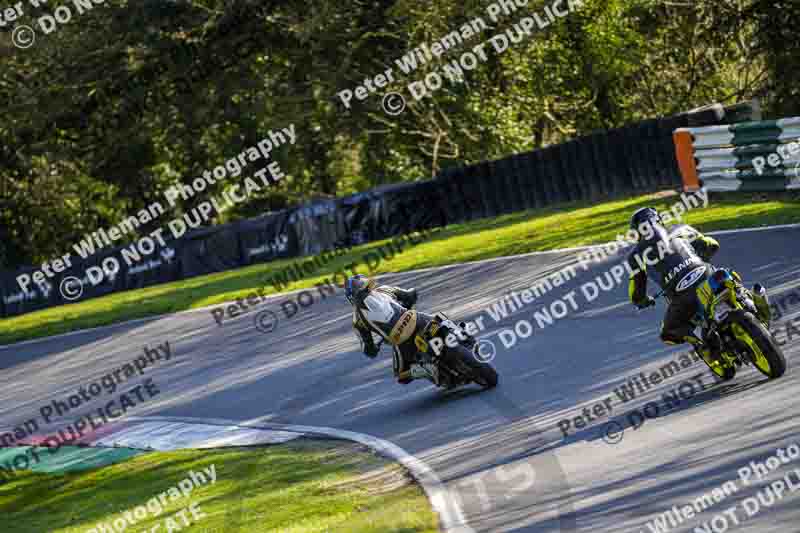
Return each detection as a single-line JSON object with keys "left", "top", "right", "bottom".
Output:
{"left": 689, "top": 268, "right": 786, "bottom": 381}
{"left": 407, "top": 312, "right": 499, "bottom": 390}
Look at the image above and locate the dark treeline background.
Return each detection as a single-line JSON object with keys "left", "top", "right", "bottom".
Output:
{"left": 1, "top": 0, "right": 798, "bottom": 269}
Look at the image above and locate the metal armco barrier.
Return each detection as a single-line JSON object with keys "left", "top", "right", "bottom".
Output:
{"left": 674, "top": 117, "right": 800, "bottom": 192}
{"left": 1, "top": 101, "right": 758, "bottom": 319}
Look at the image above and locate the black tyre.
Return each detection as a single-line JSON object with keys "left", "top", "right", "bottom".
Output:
{"left": 730, "top": 311, "right": 787, "bottom": 379}
{"left": 452, "top": 345, "right": 498, "bottom": 389}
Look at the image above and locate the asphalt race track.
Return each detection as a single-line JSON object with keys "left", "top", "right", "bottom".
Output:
{"left": 2, "top": 225, "right": 799, "bottom": 533}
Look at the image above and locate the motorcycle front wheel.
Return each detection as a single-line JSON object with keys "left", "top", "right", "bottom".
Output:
{"left": 449, "top": 345, "right": 498, "bottom": 389}
{"left": 729, "top": 311, "right": 787, "bottom": 379}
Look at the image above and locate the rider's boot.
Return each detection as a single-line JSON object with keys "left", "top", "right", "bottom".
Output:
{"left": 685, "top": 326, "right": 718, "bottom": 361}
{"left": 409, "top": 364, "right": 429, "bottom": 379}
{"left": 397, "top": 364, "right": 428, "bottom": 384}
{"left": 752, "top": 284, "right": 772, "bottom": 327}
{"left": 395, "top": 352, "right": 414, "bottom": 384}
{"left": 397, "top": 344, "right": 425, "bottom": 384}
{"left": 685, "top": 334, "right": 711, "bottom": 360}
{"left": 686, "top": 328, "right": 731, "bottom": 371}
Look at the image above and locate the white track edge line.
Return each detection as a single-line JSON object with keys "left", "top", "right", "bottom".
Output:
{"left": 2, "top": 222, "right": 798, "bottom": 350}
{"left": 123, "top": 415, "right": 474, "bottom": 533}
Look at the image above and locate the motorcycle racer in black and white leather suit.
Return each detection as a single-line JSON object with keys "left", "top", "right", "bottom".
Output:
{"left": 346, "top": 274, "right": 429, "bottom": 384}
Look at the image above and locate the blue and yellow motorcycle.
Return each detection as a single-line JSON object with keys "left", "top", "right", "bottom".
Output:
{"left": 691, "top": 268, "right": 787, "bottom": 381}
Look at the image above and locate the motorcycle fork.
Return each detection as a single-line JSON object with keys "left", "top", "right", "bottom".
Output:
{"left": 701, "top": 277, "right": 762, "bottom": 369}
{"left": 751, "top": 287, "right": 772, "bottom": 327}
{"left": 717, "top": 328, "right": 747, "bottom": 367}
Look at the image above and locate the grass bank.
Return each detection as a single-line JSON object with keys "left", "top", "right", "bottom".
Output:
{"left": 0, "top": 441, "right": 438, "bottom": 533}
{"left": 1, "top": 190, "right": 798, "bottom": 345}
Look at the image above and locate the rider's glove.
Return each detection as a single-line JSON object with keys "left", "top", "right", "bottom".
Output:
{"left": 635, "top": 296, "right": 656, "bottom": 310}
{"left": 364, "top": 345, "right": 379, "bottom": 358}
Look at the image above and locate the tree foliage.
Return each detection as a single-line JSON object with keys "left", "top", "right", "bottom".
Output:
{"left": 1, "top": 0, "right": 797, "bottom": 268}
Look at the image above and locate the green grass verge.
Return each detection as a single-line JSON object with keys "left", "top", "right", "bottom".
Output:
{"left": 1, "top": 190, "right": 798, "bottom": 345}
{"left": 0, "top": 441, "right": 438, "bottom": 533}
